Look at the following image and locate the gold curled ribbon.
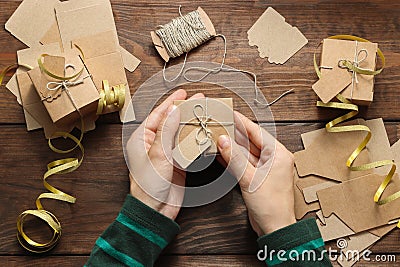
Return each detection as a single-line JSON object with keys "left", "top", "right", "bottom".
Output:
{"left": 38, "top": 44, "right": 85, "bottom": 82}
{"left": 16, "top": 130, "right": 84, "bottom": 253}
{"left": 96, "top": 80, "right": 126, "bottom": 115}
{"left": 14, "top": 46, "right": 86, "bottom": 253}
{"left": 315, "top": 35, "right": 400, "bottom": 228}
{"left": 0, "top": 64, "right": 33, "bottom": 86}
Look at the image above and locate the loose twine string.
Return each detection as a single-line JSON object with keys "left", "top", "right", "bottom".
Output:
{"left": 155, "top": 6, "right": 294, "bottom": 107}
{"left": 314, "top": 35, "right": 400, "bottom": 228}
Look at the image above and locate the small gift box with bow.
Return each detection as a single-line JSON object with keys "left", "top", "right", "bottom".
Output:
{"left": 172, "top": 98, "right": 235, "bottom": 169}
{"left": 27, "top": 53, "right": 99, "bottom": 126}
{"left": 312, "top": 38, "right": 382, "bottom": 106}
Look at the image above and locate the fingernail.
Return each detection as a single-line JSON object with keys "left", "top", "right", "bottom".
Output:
{"left": 167, "top": 105, "right": 177, "bottom": 115}
{"left": 218, "top": 135, "right": 230, "bottom": 149}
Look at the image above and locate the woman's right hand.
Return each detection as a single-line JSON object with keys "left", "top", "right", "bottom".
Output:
{"left": 217, "top": 111, "right": 296, "bottom": 236}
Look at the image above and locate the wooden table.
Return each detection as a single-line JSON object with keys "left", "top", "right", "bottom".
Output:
{"left": 1, "top": 0, "right": 399, "bottom": 266}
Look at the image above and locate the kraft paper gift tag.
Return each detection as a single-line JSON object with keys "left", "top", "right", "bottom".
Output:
{"left": 28, "top": 55, "right": 99, "bottom": 126}
{"left": 172, "top": 98, "right": 234, "bottom": 168}
{"left": 72, "top": 31, "right": 136, "bottom": 122}
{"left": 312, "top": 65, "right": 352, "bottom": 104}
{"left": 248, "top": 7, "right": 308, "bottom": 64}
{"left": 319, "top": 38, "right": 378, "bottom": 105}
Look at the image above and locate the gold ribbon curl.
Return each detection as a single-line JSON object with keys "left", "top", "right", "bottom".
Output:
{"left": 14, "top": 46, "right": 86, "bottom": 253}
{"left": 315, "top": 35, "right": 400, "bottom": 228}
{"left": 1, "top": 45, "right": 126, "bottom": 252}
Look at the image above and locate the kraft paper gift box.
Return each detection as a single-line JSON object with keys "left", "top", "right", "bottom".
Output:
{"left": 27, "top": 54, "right": 99, "bottom": 126}
{"left": 172, "top": 98, "right": 235, "bottom": 169}
{"left": 313, "top": 38, "right": 378, "bottom": 105}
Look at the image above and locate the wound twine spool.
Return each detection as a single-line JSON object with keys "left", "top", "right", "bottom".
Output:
{"left": 151, "top": 6, "right": 294, "bottom": 107}
{"left": 314, "top": 35, "right": 400, "bottom": 228}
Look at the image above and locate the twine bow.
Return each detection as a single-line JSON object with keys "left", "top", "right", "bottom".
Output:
{"left": 193, "top": 102, "right": 212, "bottom": 145}
{"left": 338, "top": 41, "right": 369, "bottom": 100}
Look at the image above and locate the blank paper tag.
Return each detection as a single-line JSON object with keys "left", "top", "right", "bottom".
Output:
{"left": 172, "top": 128, "right": 212, "bottom": 169}
{"left": 312, "top": 67, "right": 352, "bottom": 103}
{"left": 248, "top": 7, "right": 308, "bottom": 64}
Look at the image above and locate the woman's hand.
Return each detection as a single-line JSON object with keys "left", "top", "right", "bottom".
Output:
{"left": 126, "top": 89, "right": 204, "bottom": 220}
{"left": 217, "top": 111, "right": 296, "bottom": 235}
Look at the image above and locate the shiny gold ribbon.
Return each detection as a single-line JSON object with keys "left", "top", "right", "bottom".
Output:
{"left": 14, "top": 47, "right": 86, "bottom": 253}
{"left": 315, "top": 35, "right": 400, "bottom": 228}
{"left": 96, "top": 80, "right": 126, "bottom": 115}
{"left": 0, "top": 64, "right": 33, "bottom": 85}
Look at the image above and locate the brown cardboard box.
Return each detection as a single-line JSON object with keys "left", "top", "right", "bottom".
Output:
{"left": 319, "top": 38, "right": 378, "bottom": 105}
{"left": 172, "top": 98, "right": 234, "bottom": 168}
{"left": 28, "top": 55, "right": 99, "bottom": 126}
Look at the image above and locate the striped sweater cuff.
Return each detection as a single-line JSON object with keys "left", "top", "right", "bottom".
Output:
{"left": 87, "top": 195, "right": 180, "bottom": 267}
{"left": 257, "top": 218, "right": 331, "bottom": 266}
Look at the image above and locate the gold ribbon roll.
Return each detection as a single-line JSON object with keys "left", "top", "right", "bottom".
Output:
{"left": 96, "top": 80, "right": 126, "bottom": 115}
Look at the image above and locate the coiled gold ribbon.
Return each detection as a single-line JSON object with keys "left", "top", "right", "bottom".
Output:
{"left": 14, "top": 46, "right": 85, "bottom": 253}
{"left": 1, "top": 45, "right": 127, "bottom": 252}
{"left": 96, "top": 80, "right": 126, "bottom": 115}
{"left": 315, "top": 35, "right": 400, "bottom": 228}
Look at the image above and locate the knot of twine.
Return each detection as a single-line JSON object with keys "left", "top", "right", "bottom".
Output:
{"left": 338, "top": 40, "right": 369, "bottom": 100}
{"left": 193, "top": 103, "right": 212, "bottom": 145}
{"left": 45, "top": 64, "right": 90, "bottom": 114}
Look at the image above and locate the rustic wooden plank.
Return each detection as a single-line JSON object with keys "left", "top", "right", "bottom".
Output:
{"left": 0, "top": 0, "right": 400, "bottom": 123}
{"left": 1, "top": 256, "right": 87, "bottom": 267}
{"left": 0, "top": 123, "right": 399, "bottom": 256}
{"left": 156, "top": 255, "right": 400, "bottom": 267}
{"left": 1, "top": 255, "right": 399, "bottom": 267}
{"left": 1, "top": 254, "right": 398, "bottom": 267}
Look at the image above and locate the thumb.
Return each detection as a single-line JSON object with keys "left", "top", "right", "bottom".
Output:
{"left": 217, "top": 135, "right": 255, "bottom": 189}
{"left": 149, "top": 105, "right": 180, "bottom": 160}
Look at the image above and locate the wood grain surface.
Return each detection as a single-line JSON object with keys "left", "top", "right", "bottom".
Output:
{"left": 0, "top": 0, "right": 399, "bottom": 266}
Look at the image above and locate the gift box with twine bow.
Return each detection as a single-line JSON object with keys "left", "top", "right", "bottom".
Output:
{"left": 172, "top": 98, "right": 235, "bottom": 169}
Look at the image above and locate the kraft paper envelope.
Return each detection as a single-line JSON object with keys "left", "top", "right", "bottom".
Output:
{"left": 319, "top": 38, "right": 378, "bottom": 105}
{"left": 317, "top": 173, "right": 400, "bottom": 233}
{"left": 5, "top": 0, "right": 58, "bottom": 47}
{"left": 247, "top": 7, "right": 308, "bottom": 64}
{"left": 72, "top": 31, "right": 136, "bottom": 122}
